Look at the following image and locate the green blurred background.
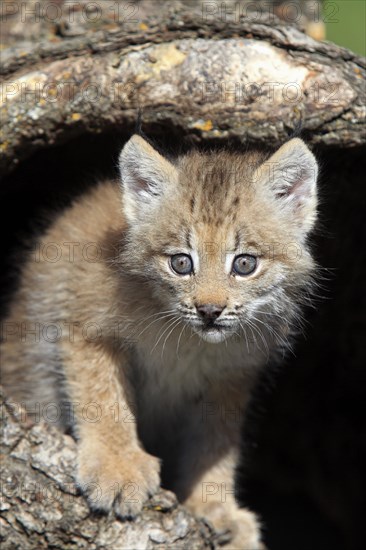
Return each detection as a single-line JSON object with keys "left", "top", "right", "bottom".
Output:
{"left": 324, "top": 0, "right": 366, "bottom": 56}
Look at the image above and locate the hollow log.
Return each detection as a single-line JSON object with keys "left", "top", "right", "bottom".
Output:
{"left": 0, "top": 1, "right": 365, "bottom": 177}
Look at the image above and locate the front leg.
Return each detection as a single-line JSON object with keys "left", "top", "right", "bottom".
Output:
{"left": 62, "top": 339, "right": 160, "bottom": 518}
{"left": 175, "top": 390, "right": 263, "bottom": 549}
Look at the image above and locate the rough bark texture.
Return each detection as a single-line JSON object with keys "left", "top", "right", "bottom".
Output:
{"left": 0, "top": 0, "right": 365, "bottom": 177}
{"left": 0, "top": 388, "right": 214, "bottom": 549}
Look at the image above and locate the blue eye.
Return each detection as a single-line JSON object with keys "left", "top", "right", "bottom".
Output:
{"left": 170, "top": 254, "right": 193, "bottom": 275}
{"left": 232, "top": 254, "right": 257, "bottom": 276}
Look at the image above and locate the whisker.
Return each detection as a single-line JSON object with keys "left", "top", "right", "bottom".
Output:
{"left": 161, "top": 318, "right": 182, "bottom": 358}
{"left": 151, "top": 316, "right": 180, "bottom": 354}
{"left": 132, "top": 312, "right": 177, "bottom": 340}
{"left": 176, "top": 323, "right": 187, "bottom": 359}
{"left": 238, "top": 321, "right": 250, "bottom": 354}
{"left": 251, "top": 315, "right": 290, "bottom": 352}
{"left": 246, "top": 318, "right": 269, "bottom": 360}
{"left": 133, "top": 308, "right": 177, "bottom": 328}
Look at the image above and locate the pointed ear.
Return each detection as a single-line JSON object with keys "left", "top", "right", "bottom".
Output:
{"left": 119, "top": 135, "right": 178, "bottom": 222}
{"left": 253, "top": 138, "right": 318, "bottom": 234}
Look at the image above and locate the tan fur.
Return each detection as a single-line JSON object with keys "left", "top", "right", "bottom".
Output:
{"left": 0, "top": 135, "right": 318, "bottom": 549}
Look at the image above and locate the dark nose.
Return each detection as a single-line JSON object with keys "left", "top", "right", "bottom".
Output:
{"left": 196, "top": 304, "right": 224, "bottom": 321}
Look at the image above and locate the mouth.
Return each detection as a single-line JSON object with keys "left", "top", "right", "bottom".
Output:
{"left": 190, "top": 320, "right": 232, "bottom": 343}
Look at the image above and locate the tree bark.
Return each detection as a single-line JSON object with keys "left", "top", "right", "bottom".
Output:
{"left": 0, "top": 387, "right": 214, "bottom": 549}
{"left": 0, "top": 1, "right": 365, "bottom": 177}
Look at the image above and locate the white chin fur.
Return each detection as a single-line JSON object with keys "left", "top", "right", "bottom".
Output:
{"left": 196, "top": 328, "right": 230, "bottom": 344}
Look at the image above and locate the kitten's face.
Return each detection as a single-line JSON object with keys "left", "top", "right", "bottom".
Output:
{"left": 120, "top": 136, "right": 318, "bottom": 345}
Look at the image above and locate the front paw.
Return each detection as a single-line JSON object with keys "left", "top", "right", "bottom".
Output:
{"left": 77, "top": 443, "right": 161, "bottom": 519}
{"left": 198, "top": 503, "right": 263, "bottom": 550}
{"left": 225, "top": 508, "right": 265, "bottom": 550}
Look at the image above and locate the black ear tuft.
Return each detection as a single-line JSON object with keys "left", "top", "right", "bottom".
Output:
{"left": 135, "top": 108, "right": 143, "bottom": 135}
{"left": 134, "top": 109, "right": 166, "bottom": 157}
{"left": 135, "top": 108, "right": 151, "bottom": 146}
{"left": 288, "top": 115, "right": 303, "bottom": 139}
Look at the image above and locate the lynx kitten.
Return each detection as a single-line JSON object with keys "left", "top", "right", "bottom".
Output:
{"left": 1, "top": 135, "right": 318, "bottom": 548}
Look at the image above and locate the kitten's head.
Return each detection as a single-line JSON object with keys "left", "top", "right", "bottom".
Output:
{"left": 119, "top": 135, "right": 318, "bottom": 345}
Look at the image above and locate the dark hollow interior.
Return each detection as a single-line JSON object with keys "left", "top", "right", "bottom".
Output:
{"left": 1, "top": 130, "right": 365, "bottom": 550}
